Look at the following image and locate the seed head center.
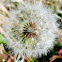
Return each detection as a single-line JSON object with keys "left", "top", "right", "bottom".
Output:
{"left": 23, "top": 22, "right": 39, "bottom": 38}
{"left": 27, "top": 27, "right": 32, "bottom": 32}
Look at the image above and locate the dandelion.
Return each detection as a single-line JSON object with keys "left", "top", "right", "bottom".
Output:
{"left": 2, "top": 0, "right": 59, "bottom": 58}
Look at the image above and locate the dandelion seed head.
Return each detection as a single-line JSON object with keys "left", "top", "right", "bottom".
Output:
{"left": 2, "top": 1, "right": 59, "bottom": 57}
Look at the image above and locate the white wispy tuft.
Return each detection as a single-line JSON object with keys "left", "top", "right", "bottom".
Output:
{"left": 2, "top": 1, "right": 59, "bottom": 58}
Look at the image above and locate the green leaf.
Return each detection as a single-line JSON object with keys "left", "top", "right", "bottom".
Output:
{"left": 51, "top": 48, "right": 55, "bottom": 55}
{"left": 56, "top": 42, "right": 62, "bottom": 47}
{"left": 15, "top": 2, "right": 19, "bottom": 5}
{"left": 31, "top": 58, "right": 38, "bottom": 62}
{"left": 0, "top": 33, "right": 7, "bottom": 44}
